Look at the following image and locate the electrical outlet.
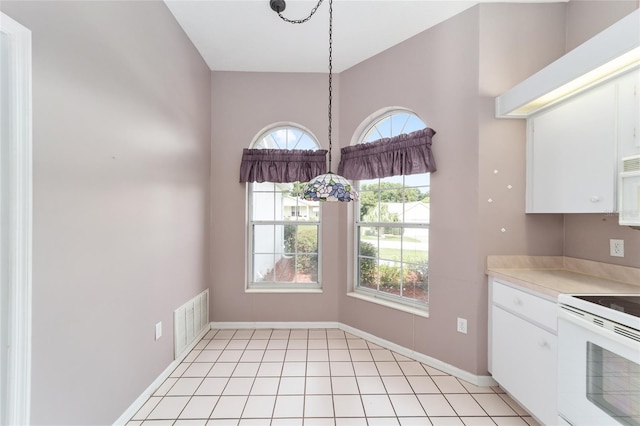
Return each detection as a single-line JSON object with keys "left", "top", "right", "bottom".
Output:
{"left": 610, "top": 239, "right": 624, "bottom": 257}
{"left": 155, "top": 322, "right": 162, "bottom": 340}
{"left": 457, "top": 317, "right": 467, "bottom": 334}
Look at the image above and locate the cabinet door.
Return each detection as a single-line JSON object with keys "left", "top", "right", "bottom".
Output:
{"left": 617, "top": 69, "right": 640, "bottom": 159}
{"left": 491, "top": 306, "right": 557, "bottom": 425}
{"left": 527, "top": 82, "right": 617, "bottom": 213}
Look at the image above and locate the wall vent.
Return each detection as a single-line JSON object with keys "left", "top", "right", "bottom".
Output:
{"left": 174, "top": 289, "right": 209, "bottom": 359}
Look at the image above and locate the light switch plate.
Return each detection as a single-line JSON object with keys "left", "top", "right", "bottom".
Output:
{"left": 457, "top": 318, "right": 467, "bottom": 334}
{"left": 155, "top": 322, "right": 162, "bottom": 340}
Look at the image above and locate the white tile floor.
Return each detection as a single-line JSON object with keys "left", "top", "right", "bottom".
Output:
{"left": 127, "top": 328, "right": 541, "bottom": 426}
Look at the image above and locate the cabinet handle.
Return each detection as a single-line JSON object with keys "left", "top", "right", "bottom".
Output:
{"left": 514, "top": 298, "right": 523, "bottom": 306}
{"left": 590, "top": 196, "right": 601, "bottom": 203}
{"left": 538, "top": 339, "right": 550, "bottom": 349}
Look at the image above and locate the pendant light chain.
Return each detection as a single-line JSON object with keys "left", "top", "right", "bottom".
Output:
{"left": 327, "top": 0, "right": 333, "bottom": 172}
{"left": 276, "top": 0, "right": 334, "bottom": 172}
{"left": 276, "top": 0, "right": 324, "bottom": 24}
{"left": 273, "top": 0, "right": 358, "bottom": 202}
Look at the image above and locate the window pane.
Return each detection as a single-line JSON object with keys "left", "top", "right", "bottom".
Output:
{"left": 297, "top": 255, "right": 318, "bottom": 282}
{"left": 286, "top": 129, "right": 302, "bottom": 149}
{"left": 296, "top": 134, "right": 316, "bottom": 150}
{"left": 281, "top": 183, "right": 298, "bottom": 221}
{"left": 378, "top": 227, "right": 402, "bottom": 262}
{"left": 403, "top": 262, "right": 429, "bottom": 303}
{"left": 358, "top": 256, "right": 377, "bottom": 290}
{"left": 254, "top": 253, "right": 275, "bottom": 282}
{"left": 275, "top": 255, "right": 296, "bottom": 282}
{"left": 271, "top": 128, "right": 288, "bottom": 148}
{"left": 375, "top": 116, "right": 392, "bottom": 138}
{"left": 360, "top": 191, "right": 379, "bottom": 222}
{"left": 359, "top": 227, "right": 379, "bottom": 254}
{"left": 296, "top": 225, "right": 318, "bottom": 253}
{"left": 284, "top": 224, "right": 296, "bottom": 254}
{"left": 252, "top": 192, "right": 275, "bottom": 221}
{"left": 379, "top": 261, "right": 402, "bottom": 296}
{"left": 359, "top": 178, "right": 379, "bottom": 188}
{"left": 405, "top": 173, "right": 430, "bottom": 187}
{"left": 253, "top": 139, "right": 267, "bottom": 149}
{"left": 403, "top": 194, "right": 429, "bottom": 224}
{"left": 402, "top": 228, "right": 429, "bottom": 263}
{"left": 305, "top": 204, "right": 320, "bottom": 222}
{"left": 265, "top": 134, "right": 279, "bottom": 149}
{"left": 391, "top": 112, "right": 410, "bottom": 134}
{"left": 254, "top": 225, "right": 275, "bottom": 253}
{"left": 253, "top": 182, "right": 276, "bottom": 192}
{"left": 274, "top": 224, "right": 286, "bottom": 256}
{"left": 404, "top": 114, "right": 427, "bottom": 133}
{"left": 380, "top": 175, "right": 403, "bottom": 185}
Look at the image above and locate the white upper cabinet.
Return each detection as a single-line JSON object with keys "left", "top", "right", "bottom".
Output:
{"left": 526, "top": 79, "right": 617, "bottom": 213}
{"left": 617, "top": 70, "right": 640, "bottom": 159}
{"left": 525, "top": 68, "right": 640, "bottom": 214}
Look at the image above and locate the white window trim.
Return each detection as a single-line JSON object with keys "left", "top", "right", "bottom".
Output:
{"left": 347, "top": 108, "right": 430, "bottom": 313}
{"left": 0, "top": 12, "right": 32, "bottom": 426}
{"left": 245, "top": 123, "right": 323, "bottom": 293}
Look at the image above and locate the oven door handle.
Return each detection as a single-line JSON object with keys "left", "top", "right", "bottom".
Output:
{"left": 558, "top": 307, "right": 640, "bottom": 349}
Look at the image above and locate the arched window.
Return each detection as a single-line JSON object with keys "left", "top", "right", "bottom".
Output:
{"left": 354, "top": 109, "right": 430, "bottom": 308}
{"left": 247, "top": 124, "right": 322, "bottom": 290}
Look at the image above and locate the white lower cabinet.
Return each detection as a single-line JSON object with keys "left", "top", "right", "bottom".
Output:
{"left": 489, "top": 279, "right": 558, "bottom": 425}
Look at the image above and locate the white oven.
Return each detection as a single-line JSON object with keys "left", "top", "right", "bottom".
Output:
{"left": 558, "top": 294, "right": 640, "bottom": 426}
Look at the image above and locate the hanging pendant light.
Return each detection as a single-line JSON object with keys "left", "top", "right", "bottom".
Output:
{"left": 271, "top": 0, "right": 359, "bottom": 202}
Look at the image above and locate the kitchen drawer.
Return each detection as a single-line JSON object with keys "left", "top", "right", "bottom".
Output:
{"left": 492, "top": 280, "right": 557, "bottom": 332}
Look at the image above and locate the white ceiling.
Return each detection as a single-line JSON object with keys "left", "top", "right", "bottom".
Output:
{"left": 164, "top": 0, "right": 566, "bottom": 73}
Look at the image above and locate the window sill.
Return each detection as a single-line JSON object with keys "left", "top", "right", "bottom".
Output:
{"left": 245, "top": 288, "right": 323, "bottom": 294}
{"left": 347, "top": 291, "right": 429, "bottom": 318}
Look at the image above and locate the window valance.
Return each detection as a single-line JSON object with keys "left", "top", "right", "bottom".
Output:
{"left": 239, "top": 148, "right": 328, "bottom": 183}
{"left": 338, "top": 127, "right": 437, "bottom": 180}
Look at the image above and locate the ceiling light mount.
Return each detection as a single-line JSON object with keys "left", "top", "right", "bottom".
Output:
{"left": 270, "top": 0, "right": 286, "bottom": 13}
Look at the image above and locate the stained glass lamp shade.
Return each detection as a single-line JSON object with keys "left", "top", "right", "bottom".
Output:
{"left": 302, "top": 172, "right": 358, "bottom": 202}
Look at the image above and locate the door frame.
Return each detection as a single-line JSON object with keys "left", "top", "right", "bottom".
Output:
{"left": 0, "top": 12, "right": 32, "bottom": 426}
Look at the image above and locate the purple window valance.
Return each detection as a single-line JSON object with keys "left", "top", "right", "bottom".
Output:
{"left": 337, "top": 127, "right": 437, "bottom": 180}
{"left": 239, "top": 148, "right": 328, "bottom": 183}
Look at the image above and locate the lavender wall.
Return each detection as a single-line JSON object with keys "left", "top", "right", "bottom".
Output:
{"left": 336, "top": 4, "right": 567, "bottom": 376}
{"left": 210, "top": 72, "right": 341, "bottom": 323}
{"left": 0, "top": 2, "right": 211, "bottom": 424}
{"left": 565, "top": 0, "right": 640, "bottom": 51}
{"left": 563, "top": 1, "right": 640, "bottom": 268}
{"left": 338, "top": 5, "right": 484, "bottom": 372}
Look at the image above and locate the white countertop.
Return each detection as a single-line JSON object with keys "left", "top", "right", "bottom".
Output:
{"left": 486, "top": 256, "right": 640, "bottom": 298}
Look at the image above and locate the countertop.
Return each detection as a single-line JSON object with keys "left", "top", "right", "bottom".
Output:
{"left": 486, "top": 256, "right": 640, "bottom": 299}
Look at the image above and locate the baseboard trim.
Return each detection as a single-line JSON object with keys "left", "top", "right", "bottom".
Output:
{"left": 210, "top": 321, "right": 341, "bottom": 330}
{"left": 212, "top": 321, "right": 497, "bottom": 388}
{"left": 112, "top": 325, "right": 211, "bottom": 426}
{"left": 338, "top": 323, "right": 497, "bottom": 387}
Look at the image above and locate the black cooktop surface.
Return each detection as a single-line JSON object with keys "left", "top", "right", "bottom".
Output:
{"left": 575, "top": 295, "right": 640, "bottom": 318}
